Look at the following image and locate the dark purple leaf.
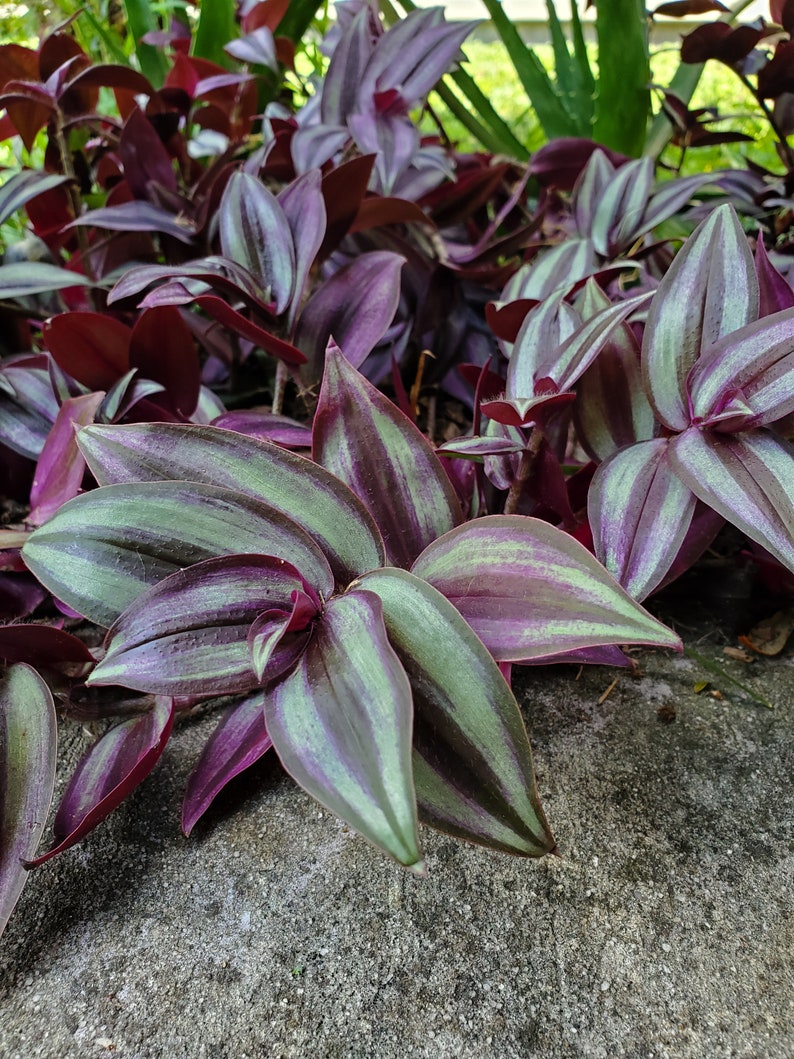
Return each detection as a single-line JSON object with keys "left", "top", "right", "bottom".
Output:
{"left": 278, "top": 169, "right": 327, "bottom": 331}
{"left": 210, "top": 410, "right": 312, "bottom": 448}
{"left": 26, "top": 696, "right": 174, "bottom": 868}
{"left": 182, "top": 692, "right": 273, "bottom": 836}
{"left": 296, "top": 251, "right": 404, "bottom": 383}
{"left": 29, "top": 391, "right": 105, "bottom": 525}
{"left": 43, "top": 312, "right": 131, "bottom": 390}
{"left": 118, "top": 107, "right": 178, "bottom": 199}
{"left": 0, "top": 624, "right": 94, "bottom": 673}
{"left": 72, "top": 202, "right": 198, "bottom": 242}
{"left": 755, "top": 234, "right": 794, "bottom": 317}
{"left": 130, "top": 306, "right": 200, "bottom": 416}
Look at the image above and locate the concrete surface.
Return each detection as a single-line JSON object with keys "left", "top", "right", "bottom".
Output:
{"left": 1, "top": 600, "right": 793, "bottom": 1058}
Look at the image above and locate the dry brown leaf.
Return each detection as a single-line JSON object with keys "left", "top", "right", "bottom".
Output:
{"left": 722, "top": 646, "right": 755, "bottom": 664}
{"left": 739, "top": 607, "right": 794, "bottom": 656}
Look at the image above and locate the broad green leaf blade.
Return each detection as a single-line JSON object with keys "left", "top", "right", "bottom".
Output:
{"left": 193, "top": 0, "right": 237, "bottom": 68}
{"left": 688, "top": 308, "right": 794, "bottom": 428}
{"left": 593, "top": 0, "right": 649, "bottom": 156}
{"left": 27, "top": 697, "right": 174, "bottom": 867}
{"left": 89, "top": 555, "right": 311, "bottom": 696}
{"left": 642, "top": 203, "right": 758, "bottom": 432}
{"left": 22, "top": 482, "right": 335, "bottom": 627}
{"left": 182, "top": 692, "right": 273, "bottom": 836}
{"left": 313, "top": 348, "right": 462, "bottom": 568}
{"left": 670, "top": 428, "right": 794, "bottom": 574}
{"left": 589, "top": 439, "right": 698, "bottom": 601}
{"left": 411, "top": 515, "right": 681, "bottom": 656}
{"left": 77, "top": 423, "right": 385, "bottom": 586}
{"left": 0, "top": 262, "right": 94, "bottom": 298}
{"left": 219, "top": 172, "right": 296, "bottom": 315}
{"left": 354, "top": 567, "right": 555, "bottom": 857}
{"left": 265, "top": 591, "right": 422, "bottom": 870}
{"left": 0, "top": 664, "right": 57, "bottom": 937}
{"left": 122, "top": 0, "right": 170, "bottom": 86}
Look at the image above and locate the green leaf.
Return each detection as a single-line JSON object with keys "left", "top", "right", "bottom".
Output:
{"left": 593, "top": 0, "right": 650, "bottom": 156}
{"left": 354, "top": 568, "right": 556, "bottom": 857}
{"left": 193, "top": 0, "right": 238, "bottom": 69}
{"left": 121, "top": 0, "right": 169, "bottom": 87}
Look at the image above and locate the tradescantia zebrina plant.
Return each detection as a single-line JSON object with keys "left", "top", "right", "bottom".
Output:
{"left": 21, "top": 348, "right": 680, "bottom": 873}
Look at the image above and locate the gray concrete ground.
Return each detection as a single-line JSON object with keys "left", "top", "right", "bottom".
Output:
{"left": 1, "top": 601, "right": 793, "bottom": 1058}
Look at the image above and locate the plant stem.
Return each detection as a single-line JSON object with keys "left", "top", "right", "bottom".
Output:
{"left": 271, "top": 360, "right": 288, "bottom": 415}
{"left": 503, "top": 426, "right": 543, "bottom": 515}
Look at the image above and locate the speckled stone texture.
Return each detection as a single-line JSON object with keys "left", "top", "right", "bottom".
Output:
{"left": 2, "top": 615, "right": 793, "bottom": 1058}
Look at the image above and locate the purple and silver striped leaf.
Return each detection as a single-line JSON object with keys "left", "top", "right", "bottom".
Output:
{"left": 411, "top": 515, "right": 681, "bottom": 657}
{"left": 296, "top": 252, "right": 404, "bottom": 384}
{"left": 219, "top": 171, "right": 295, "bottom": 315}
{"left": 88, "top": 555, "right": 313, "bottom": 696}
{"left": 0, "top": 262, "right": 93, "bottom": 298}
{"left": 210, "top": 410, "right": 313, "bottom": 448}
{"left": 687, "top": 308, "right": 794, "bottom": 429}
{"left": 313, "top": 347, "right": 462, "bottom": 568}
{"left": 0, "top": 664, "right": 57, "bottom": 936}
{"left": 354, "top": 567, "right": 555, "bottom": 857}
{"left": 573, "top": 150, "right": 615, "bottom": 237}
{"left": 182, "top": 692, "right": 273, "bottom": 836}
{"left": 0, "top": 171, "right": 70, "bottom": 228}
{"left": 670, "top": 427, "right": 794, "bottom": 574}
{"left": 589, "top": 438, "right": 698, "bottom": 600}
{"left": 642, "top": 203, "right": 758, "bottom": 431}
{"left": 248, "top": 590, "right": 317, "bottom": 683}
{"left": 28, "top": 391, "right": 105, "bottom": 526}
{"left": 505, "top": 294, "right": 579, "bottom": 393}
{"left": 573, "top": 314, "right": 654, "bottom": 461}
{"left": 22, "top": 481, "right": 335, "bottom": 627}
{"left": 77, "top": 423, "right": 385, "bottom": 585}
{"left": 72, "top": 202, "right": 198, "bottom": 243}
{"left": 590, "top": 156, "right": 654, "bottom": 257}
{"left": 108, "top": 258, "right": 273, "bottom": 315}
{"left": 265, "top": 590, "right": 423, "bottom": 870}
{"left": 25, "top": 696, "right": 173, "bottom": 868}
{"left": 278, "top": 170, "right": 327, "bottom": 331}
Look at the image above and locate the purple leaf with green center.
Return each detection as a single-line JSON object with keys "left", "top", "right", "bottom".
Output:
{"left": 29, "top": 391, "right": 105, "bottom": 526}
{"left": 687, "top": 308, "right": 794, "bottom": 429}
{"left": 248, "top": 589, "right": 318, "bottom": 683}
{"left": 588, "top": 156, "right": 654, "bottom": 258}
{"left": 76, "top": 423, "right": 385, "bottom": 586}
{"left": 265, "top": 590, "right": 423, "bottom": 870}
{"left": 22, "top": 481, "right": 335, "bottom": 627}
{"left": 88, "top": 555, "right": 315, "bottom": 696}
{"left": 670, "top": 428, "right": 794, "bottom": 574}
{"left": 0, "top": 664, "right": 57, "bottom": 936}
{"left": 296, "top": 251, "right": 404, "bottom": 384}
{"left": 219, "top": 171, "right": 295, "bottom": 316}
{"left": 588, "top": 439, "right": 699, "bottom": 601}
{"left": 182, "top": 691, "right": 274, "bottom": 836}
{"left": 25, "top": 696, "right": 173, "bottom": 868}
{"left": 411, "top": 515, "right": 681, "bottom": 657}
{"left": 642, "top": 203, "right": 758, "bottom": 432}
{"left": 353, "top": 567, "right": 555, "bottom": 857}
{"left": 313, "top": 347, "right": 462, "bottom": 568}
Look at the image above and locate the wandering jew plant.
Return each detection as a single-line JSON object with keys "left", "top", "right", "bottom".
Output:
{"left": 7, "top": 350, "right": 679, "bottom": 905}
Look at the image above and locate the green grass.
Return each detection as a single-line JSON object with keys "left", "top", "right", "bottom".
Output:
{"left": 424, "top": 39, "right": 784, "bottom": 175}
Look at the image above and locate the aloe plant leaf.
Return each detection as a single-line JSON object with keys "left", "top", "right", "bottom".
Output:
{"left": 354, "top": 567, "right": 556, "bottom": 857}
{"left": 313, "top": 347, "right": 462, "bottom": 568}
{"left": 642, "top": 203, "right": 758, "bottom": 431}
{"left": 22, "top": 481, "right": 335, "bottom": 627}
{"left": 89, "top": 555, "right": 314, "bottom": 696}
{"left": 265, "top": 590, "right": 423, "bottom": 870}
{"left": 411, "top": 515, "right": 681, "bottom": 657}
{"left": 593, "top": 0, "right": 650, "bottom": 156}
{"left": 219, "top": 171, "right": 296, "bottom": 315}
{"left": 26, "top": 696, "right": 173, "bottom": 868}
{"left": 77, "top": 423, "right": 385, "bottom": 586}
{"left": 670, "top": 427, "right": 794, "bottom": 574}
{"left": 0, "top": 664, "right": 57, "bottom": 937}
{"left": 589, "top": 438, "right": 699, "bottom": 600}
{"left": 182, "top": 692, "right": 273, "bottom": 836}
{"left": 688, "top": 308, "right": 794, "bottom": 428}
